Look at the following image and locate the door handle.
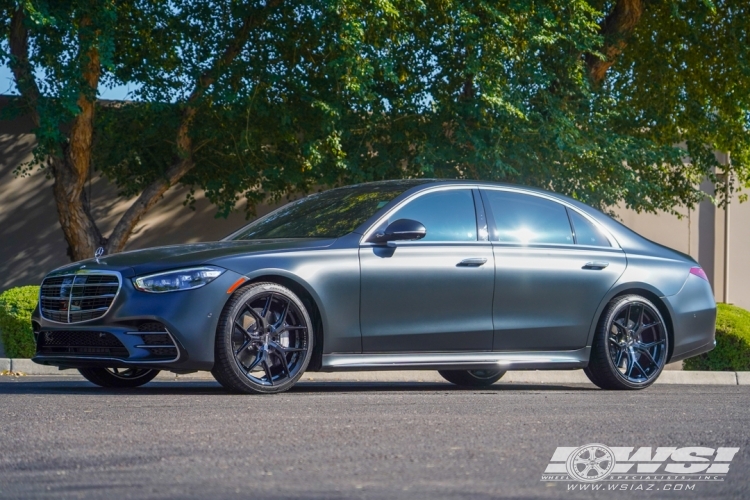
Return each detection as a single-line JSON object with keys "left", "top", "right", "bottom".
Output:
{"left": 583, "top": 261, "right": 609, "bottom": 270}
{"left": 457, "top": 258, "right": 487, "bottom": 267}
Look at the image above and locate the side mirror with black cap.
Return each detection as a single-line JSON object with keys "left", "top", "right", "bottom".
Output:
{"left": 369, "top": 219, "right": 427, "bottom": 244}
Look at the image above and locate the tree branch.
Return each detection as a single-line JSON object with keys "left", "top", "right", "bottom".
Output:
{"left": 9, "top": 7, "right": 41, "bottom": 127}
{"left": 586, "top": 0, "right": 644, "bottom": 85}
{"left": 106, "top": 0, "right": 283, "bottom": 253}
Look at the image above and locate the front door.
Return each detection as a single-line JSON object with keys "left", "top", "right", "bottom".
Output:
{"left": 360, "top": 188, "right": 495, "bottom": 352}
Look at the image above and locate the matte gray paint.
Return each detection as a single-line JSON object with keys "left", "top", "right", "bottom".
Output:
{"left": 360, "top": 241, "right": 495, "bottom": 352}
{"left": 491, "top": 245, "right": 627, "bottom": 351}
{"left": 31, "top": 180, "right": 717, "bottom": 374}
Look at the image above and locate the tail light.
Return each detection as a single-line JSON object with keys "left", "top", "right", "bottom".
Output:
{"left": 690, "top": 267, "right": 709, "bottom": 281}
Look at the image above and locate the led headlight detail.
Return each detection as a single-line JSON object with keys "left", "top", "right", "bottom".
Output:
{"left": 133, "top": 266, "right": 225, "bottom": 293}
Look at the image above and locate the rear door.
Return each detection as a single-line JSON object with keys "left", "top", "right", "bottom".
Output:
{"left": 480, "top": 189, "right": 627, "bottom": 351}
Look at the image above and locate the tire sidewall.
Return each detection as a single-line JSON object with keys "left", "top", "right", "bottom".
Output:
{"left": 599, "top": 295, "right": 668, "bottom": 390}
{"left": 216, "top": 282, "right": 314, "bottom": 394}
{"left": 78, "top": 367, "right": 159, "bottom": 388}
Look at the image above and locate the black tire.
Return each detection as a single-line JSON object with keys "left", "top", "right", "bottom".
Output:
{"left": 78, "top": 367, "right": 159, "bottom": 388}
{"left": 212, "top": 282, "right": 314, "bottom": 394}
{"left": 585, "top": 294, "right": 669, "bottom": 390}
{"left": 438, "top": 369, "right": 506, "bottom": 387}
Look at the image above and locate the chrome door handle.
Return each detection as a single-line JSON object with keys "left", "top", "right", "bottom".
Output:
{"left": 583, "top": 261, "right": 609, "bottom": 270}
{"left": 458, "top": 258, "right": 487, "bottom": 267}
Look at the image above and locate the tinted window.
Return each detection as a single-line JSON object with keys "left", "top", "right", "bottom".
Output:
{"left": 568, "top": 209, "right": 611, "bottom": 247}
{"left": 388, "top": 189, "right": 477, "bottom": 242}
{"left": 230, "top": 181, "right": 429, "bottom": 240}
{"left": 483, "top": 190, "right": 573, "bottom": 244}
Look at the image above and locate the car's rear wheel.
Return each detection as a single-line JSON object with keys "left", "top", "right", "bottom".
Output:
{"left": 438, "top": 369, "right": 506, "bottom": 387}
{"left": 212, "top": 282, "right": 314, "bottom": 394}
{"left": 78, "top": 367, "right": 159, "bottom": 388}
{"left": 585, "top": 295, "right": 669, "bottom": 390}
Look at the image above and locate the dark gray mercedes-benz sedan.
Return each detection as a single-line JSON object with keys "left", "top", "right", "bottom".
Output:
{"left": 31, "top": 180, "right": 716, "bottom": 393}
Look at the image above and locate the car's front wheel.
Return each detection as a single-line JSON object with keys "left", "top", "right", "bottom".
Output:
{"left": 78, "top": 367, "right": 159, "bottom": 388}
{"left": 585, "top": 294, "right": 669, "bottom": 390}
{"left": 438, "top": 369, "right": 506, "bottom": 387}
{"left": 212, "top": 282, "right": 314, "bottom": 394}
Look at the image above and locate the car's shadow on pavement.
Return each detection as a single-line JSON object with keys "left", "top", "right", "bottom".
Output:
{"left": 0, "top": 377, "right": 596, "bottom": 395}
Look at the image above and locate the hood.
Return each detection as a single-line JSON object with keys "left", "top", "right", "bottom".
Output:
{"left": 48, "top": 239, "right": 336, "bottom": 278}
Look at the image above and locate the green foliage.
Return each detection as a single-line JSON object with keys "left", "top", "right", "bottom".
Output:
{"left": 597, "top": 0, "right": 750, "bottom": 210}
{"left": 1, "top": 0, "right": 749, "bottom": 224}
{"left": 684, "top": 303, "right": 750, "bottom": 371}
{"left": 0, "top": 286, "right": 39, "bottom": 359}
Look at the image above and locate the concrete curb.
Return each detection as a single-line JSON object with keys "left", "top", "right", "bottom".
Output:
{"left": 0, "top": 358, "right": 748, "bottom": 385}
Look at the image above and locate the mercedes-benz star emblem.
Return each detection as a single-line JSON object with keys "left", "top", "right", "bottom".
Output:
{"left": 94, "top": 247, "right": 105, "bottom": 262}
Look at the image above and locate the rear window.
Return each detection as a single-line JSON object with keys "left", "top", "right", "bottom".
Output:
{"left": 482, "top": 190, "right": 573, "bottom": 245}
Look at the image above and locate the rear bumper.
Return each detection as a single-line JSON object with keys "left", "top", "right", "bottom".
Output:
{"left": 663, "top": 274, "right": 717, "bottom": 363}
{"left": 31, "top": 269, "right": 244, "bottom": 371}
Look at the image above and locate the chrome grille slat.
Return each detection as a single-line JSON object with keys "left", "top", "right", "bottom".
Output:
{"left": 39, "top": 271, "right": 122, "bottom": 324}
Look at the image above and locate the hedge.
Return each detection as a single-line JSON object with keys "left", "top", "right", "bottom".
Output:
{"left": 684, "top": 303, "right": 750, "bottom": 371}
{"left": 0, "top": 286, "right": 39, "bottom": 358}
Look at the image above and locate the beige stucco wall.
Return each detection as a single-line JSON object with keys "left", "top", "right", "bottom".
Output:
{"left": 0, "top": 126, "right": 279, "bottom": 290}
{"left": 613, "top": 188, "right": 750, "bottom": 311}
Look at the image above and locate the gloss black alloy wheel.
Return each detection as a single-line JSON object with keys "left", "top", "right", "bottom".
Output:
{"left": 585, "top": 295, "right": 669, "bottom": 390}
{"left": 212, "top": 282, "right": 313, "bottom": 394}
{"left": 78, "top": 367, "right": 160, "bottom": 388}
{"left": 438, "top": 369, "right": 506, "bottom": 387}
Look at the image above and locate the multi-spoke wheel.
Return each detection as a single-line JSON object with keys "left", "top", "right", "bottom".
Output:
{"left": 585, "top": 295, "right": 669, "bottom": 390}
{"left": 78, "top": 367, "right": 159, "bottom": 388}
{"left": 438, "top": 369, "right": 506, "bottom": 387}
{"left": 212, "top": 282, "right": 313, "bottom": 394}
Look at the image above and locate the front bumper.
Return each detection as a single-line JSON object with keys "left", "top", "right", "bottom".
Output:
{"left": 664, "top": 274, "right": 717, "bottom": 363}
{"left": 31, "top": 269, "right": 244, "bottom": 372}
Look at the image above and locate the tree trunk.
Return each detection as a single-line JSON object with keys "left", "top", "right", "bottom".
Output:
{"left": 587, "top": 0, "right": 644, "bottom": 85}
{"left": 8, "top": 2, "right": 283, "bottom": 262}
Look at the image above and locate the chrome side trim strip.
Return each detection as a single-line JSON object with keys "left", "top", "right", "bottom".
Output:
{"left": 321, "top": 348, "right": 590, "bottom": 372}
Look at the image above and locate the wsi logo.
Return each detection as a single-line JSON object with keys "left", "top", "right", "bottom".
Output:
{"left": 541, "top": 444, "right": 739, "bottom": 483}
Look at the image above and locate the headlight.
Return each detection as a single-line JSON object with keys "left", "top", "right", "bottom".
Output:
{"left": 132, "top": 266, "right": 225, "bottom": 293}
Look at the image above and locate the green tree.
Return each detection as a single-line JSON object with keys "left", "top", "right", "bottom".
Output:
{"left": 1, "top": 1, "right": 748, "bottom": 262}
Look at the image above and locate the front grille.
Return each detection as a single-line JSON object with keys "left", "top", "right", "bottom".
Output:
{"left": 37, "top": 331, "right": 129, "bottom": 357}
{"left": 40, "top": 272, "right": 120, "bottom": 323}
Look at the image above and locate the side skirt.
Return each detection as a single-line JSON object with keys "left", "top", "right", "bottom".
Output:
{"left": 320, "top": 348, "right": 590, "bottom": 372}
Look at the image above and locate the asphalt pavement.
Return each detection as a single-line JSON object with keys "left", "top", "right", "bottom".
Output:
{"left": 0, "top": 376, "right": 749, "bottom": 500}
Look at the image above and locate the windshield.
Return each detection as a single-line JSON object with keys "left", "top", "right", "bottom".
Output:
{"left": 229, "top": 181, "right": 431, "bottom": 240}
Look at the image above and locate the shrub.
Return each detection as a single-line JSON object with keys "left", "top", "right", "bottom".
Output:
{"left": 684, "top": 303, "right": 750, "bottom": 371}
{"left": 0, "top": 286, "right": 40, "bottom": 359}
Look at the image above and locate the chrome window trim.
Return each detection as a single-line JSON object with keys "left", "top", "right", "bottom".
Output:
{"left": 39, "top": 270, "right": 123, "bottom": 325}
{"left": 359, "top": 184, "right": 481, "bottom": 246}
{"left": 359, "top": 184, "right": 621, "bottom": 250}
{"left": 478, "top": 186, "right": 622, "bottom": 250}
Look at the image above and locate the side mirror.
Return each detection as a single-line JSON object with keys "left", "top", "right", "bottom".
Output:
{"left": 370, "top": 219, "right": 426, "bottom": 244}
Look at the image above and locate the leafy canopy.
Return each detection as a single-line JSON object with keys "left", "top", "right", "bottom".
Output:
{"left": 2, "top": 0, "right": 748, "bottom": 223}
